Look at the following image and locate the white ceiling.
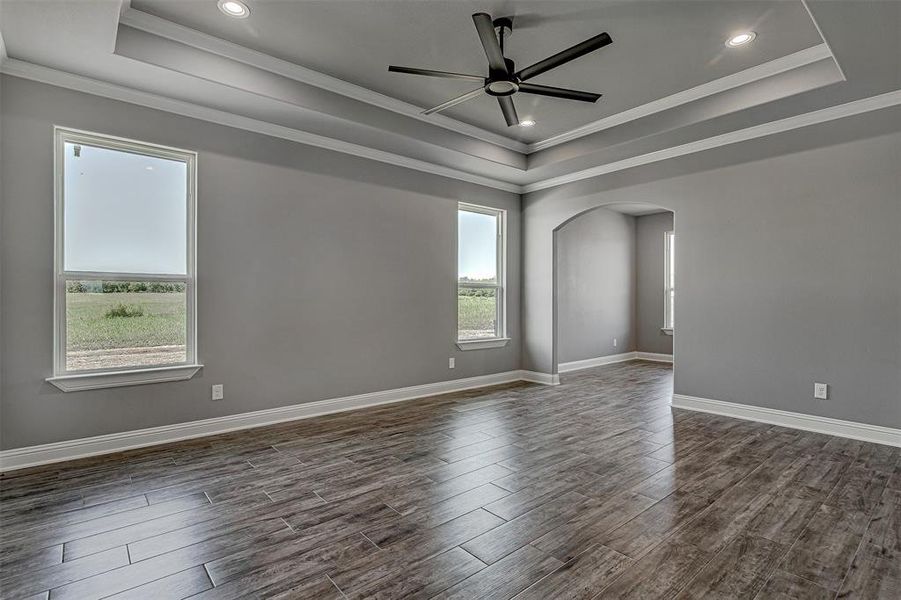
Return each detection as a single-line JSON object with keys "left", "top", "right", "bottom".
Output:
{"left": 129, "top": 0, "right": 823, "bottom": 142}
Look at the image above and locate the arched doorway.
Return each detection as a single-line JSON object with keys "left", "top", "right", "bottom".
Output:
{"left": 521, "top": 195, "right": 676, "bottom": 381}
{"left": 555, "top": 203, "right": 674, "bottom": 376}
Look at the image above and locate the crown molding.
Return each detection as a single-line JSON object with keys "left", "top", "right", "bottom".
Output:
{"left": 0, "top": 59, "right": 521, "bottom": 194}
{"left": 526, "top": 43, "right": 836, "bottom": 153}
{"left": 119, "top": 8, "right": 531, "bottom": 154}
{"left": 3, "top": 58, "right": 897, "bottom": 197}
{"left": 800, "top": 0, "right": 845, "bottom": 81}
{"left": 522, "top": 89, "right": 901, "bottom": 193}
{"left": 118, "top": 10, "right": 837, "bottom": 158}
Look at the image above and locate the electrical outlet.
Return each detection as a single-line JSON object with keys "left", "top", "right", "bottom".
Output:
{"left": 212, "top": 384, "right": 224, "bottom": 401}
{"left": 613, "top": 337, "right": 618, "bottom": 348}
{"left": 448, "top": 358, "right": 455, "bottom": 369}
{"left": 813, "top": 382, "right": 828, "bottom": 400}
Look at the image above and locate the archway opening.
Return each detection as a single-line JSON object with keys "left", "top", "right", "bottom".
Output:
{"left": 553, "top": 202, "right": 675, "bottom": 382}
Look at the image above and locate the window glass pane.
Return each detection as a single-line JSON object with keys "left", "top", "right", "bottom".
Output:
{"left": 665, "top": 231, "right": 675, "bottom": 328}
{"left": 667, "top": 290, "right": 675, "bottom": 328}
{"left": 64, "top": 142, "right": 188, "bottom": 274}
{"left": 668, "top": 232, "right": 675, "bottom": 288}
{"left": 66, "top": 280, "right": 186, "bottom": 371}
{"left": 458, "top": 209, "right": 497, "bottom": 284}
{"left": 458, "top": 287, "right": 498, "bottom": 339}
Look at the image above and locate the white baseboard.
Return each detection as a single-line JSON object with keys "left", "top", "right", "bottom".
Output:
{"left": 0, "top": 369, "right": 555, "bottom": 471}
{"left": 520, "top": 370, "right": 561, "bottom": 386}
{"left": 558, "top": 351, "right": 673, "bottom": 373}
{"left": 635, "top": 352, "right": 674, "bottom": 363}
{"left": 671, "top": 394, "right": 901, "bottom": 448}
{"left": 558, "top": 352, "right": 636, "bottom": 373}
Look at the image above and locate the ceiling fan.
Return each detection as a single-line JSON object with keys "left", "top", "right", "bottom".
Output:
{"left": 388, "top": 13, "right": 612, "bottom": 127}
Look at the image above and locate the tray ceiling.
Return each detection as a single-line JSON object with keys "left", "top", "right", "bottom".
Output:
{"left": 131, "top": 0, "right": 823, "bottom": 143}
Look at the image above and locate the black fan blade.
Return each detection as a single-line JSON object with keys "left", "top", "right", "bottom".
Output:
{"left": 497, "top": 96, "right": 519, "bottom": 127}
{"left": 518, "top": 83, "right": 601, "bottom": 103}
{"left": 472, "top": 13, "right": 508, "bottom": 73}
{"left": 516, "top": 32, "right": 612, "bottom": 81}
{"left": 422, "top": 88, "right": 484, "bottom": 115}
{"left": 388, "top": 66, "right": 484, "bottom": 82}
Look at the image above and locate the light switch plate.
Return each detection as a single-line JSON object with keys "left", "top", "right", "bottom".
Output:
{"left": 212, "top": 384, "right": 224, "bottom": 401}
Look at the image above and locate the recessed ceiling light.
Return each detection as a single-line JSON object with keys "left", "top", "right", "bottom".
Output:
{"left": 218, "top": 0, "right": 250, "bottom": 18}
{"left": 726, "top": 31, "right": 756, "bottom": 47}
{"left": 519, "top": 119, "right": 536, "bottom": 127}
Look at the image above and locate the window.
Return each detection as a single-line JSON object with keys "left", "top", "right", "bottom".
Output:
{"left": 664, "top": 230, "right": 675, "bottom": 332}
{"left": 457, "top": 203, "right": 508, "bottom": 349}
{"left": 49, "top": 128, "right": 200, "bottom": 391}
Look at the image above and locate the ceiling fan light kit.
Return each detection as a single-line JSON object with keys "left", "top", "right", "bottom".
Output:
{"left": 388, "top": 12, "right": 612, "bottom": 127}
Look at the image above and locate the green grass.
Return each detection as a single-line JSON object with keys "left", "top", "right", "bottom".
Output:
{"left": 66, "top": 292, "right": 186, "bottom": 351}
{"left": 66, "top": 291, "right": 497, "bottom": 350}
{"left": 458, "top": 294, "right": 497, "bottom": 335}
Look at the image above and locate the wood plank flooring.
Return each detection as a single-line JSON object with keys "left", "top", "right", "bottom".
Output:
{"left": 1, "top": 361, "right": 898, "bottom": 599}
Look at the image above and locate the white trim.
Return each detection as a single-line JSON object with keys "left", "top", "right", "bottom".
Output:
{"left": 118, "top": 9, "right": 835, "bottom": 156}
{"left": 52, "top": 127, "right": 199, "bottom": 384}
{"left": 522, "top": 89, "right": 901, "bottom": 193}
{"left": 635, "top": 352, "right": 673, "bottom": 363}
{"left": 800, "top": 0, "right": 846, "bottom": 82}
{"left": 558, "top": 352, "right": 636, "bottom": 373}
{"left": 664, "top": 230, "right": 675, "bottom": 330}
{"left": 671, "top": 394, "right": 901, "bottom": 448}
{"left": 456, "top": 338, "right": 510, "bottom": 351}
{"left": 1, "top": 370, "right": 557, "bottom": 471}
{"left": 46, "top": 364, "right": 203, "bottom": 392}
{"left": 559, "top": 351, "right": 674, "bottom": 372}
{"left": 527, "top": 44, "right": 834, "bottom": 153}
{"left": 119, "top": 9, "right": 530, "bottom": 153}
{"left": 0, "top": 60, "right": 520, "bottom": 194}
{"left": 457, "top": 202, "right": 507, "bottom": 342}
{"left": 519, "top": 370, "right": 561, "bottom": 386}
{"left": 3, "top": 60, "right": 899, "bottom": 196}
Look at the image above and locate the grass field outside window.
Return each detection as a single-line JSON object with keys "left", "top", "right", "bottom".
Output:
{"left": 65, "top": 286, "right": 186, "bottom": 371}
{"left": 457, "top": 287, "right": 498, "bottom": 339}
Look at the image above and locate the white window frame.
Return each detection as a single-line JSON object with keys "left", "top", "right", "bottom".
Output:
{"left": 47, "top": 127, "right": 202, "bottom": 391}
{"left": 456, "top": 202, "right": 509, "bottom": 350}
{"left": 663, "top": 230, "right": 674, "bottom": 334}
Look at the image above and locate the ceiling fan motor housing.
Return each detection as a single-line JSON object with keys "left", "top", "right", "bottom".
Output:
{"left": 486, "top": 58, "right": 518, "bottom": 96}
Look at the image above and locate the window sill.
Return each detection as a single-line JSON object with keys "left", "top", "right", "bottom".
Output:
{"left": 456, "top": 338, "right": 510, "bottom": 351}
{"left": 661, "top": 328, "right": 673, "bottom": 336}
{"left": 47, "top": 364, "right": 203, "bottom": 392}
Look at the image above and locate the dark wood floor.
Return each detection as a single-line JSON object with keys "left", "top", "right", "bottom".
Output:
{"left": 1, "top": 361, "right": 898, "bottom": 599}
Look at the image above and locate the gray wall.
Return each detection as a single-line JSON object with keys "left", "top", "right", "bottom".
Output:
{"left": 0, "top": 76, "right": 521, "bottom": 450}
{"left": 636, "top": 212, "right": 675, "bottom": 355}
{"left": 523, "top": 115, "right": 901, "bottom": 428}
{"left": 556, "top": 208, "right": 635, "bottom": 363}
{"left": 2, "top": 75, "right": 900, "bottom": 449}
